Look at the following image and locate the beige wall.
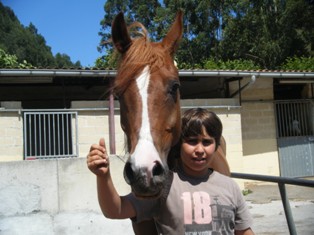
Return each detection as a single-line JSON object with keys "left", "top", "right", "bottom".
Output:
{"left": 0, "top": 101, "right": 126, "bottom": 162}
{"left": 71, "top": 101, "right": 126, "bottom": 158}
{"left": 230, "top": 77, "right": 280, "bottom": 176}
{"left": 0, "top": 112, "right": 23, "bottom": 161}
{"left": 0, "top": 99, "right": 243, "bottom": 168}
{"left": 73, "top": 99, "right": 244, "bottom": 171}
{"left": 0, "top": 90, "right": 280, "bottom": 178}
{"left": 0, "top": 102, "right": 23, "bottom": 161}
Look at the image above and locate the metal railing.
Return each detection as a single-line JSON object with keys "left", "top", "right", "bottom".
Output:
{"left": 23, "top": 111, "right": 78, "bottom": 159}
{"left": 231, "top": 172, "right": 314, "bottom": 235}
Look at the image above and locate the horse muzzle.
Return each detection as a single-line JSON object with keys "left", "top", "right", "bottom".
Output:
{"left": 123, "top": 160, "right": 168, "bottom": 198}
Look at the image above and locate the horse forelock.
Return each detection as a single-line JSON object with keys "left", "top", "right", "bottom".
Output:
{"left": 113, "top": 25, "right": 171, "bottom": 97}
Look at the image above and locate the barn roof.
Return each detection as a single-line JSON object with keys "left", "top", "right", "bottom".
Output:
{"left": 0, "top": 69, "right": 313, "bottom": 102}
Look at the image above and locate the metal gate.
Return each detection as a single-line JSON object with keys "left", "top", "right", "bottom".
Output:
{"left": 23, "top": 111, "right": 78, "bottom": 160}
{"left": 275, "top": 100, "right": 314, "bottom": 177}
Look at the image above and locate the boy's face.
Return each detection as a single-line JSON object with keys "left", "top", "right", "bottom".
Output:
{"left": 180, "top": 127, "right": 216, "bottom": 178}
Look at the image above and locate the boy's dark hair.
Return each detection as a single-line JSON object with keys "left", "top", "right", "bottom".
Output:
{"left": 181, "top": 108, "right": 222, "bottom": 150}
{"left": 167, "top": 108, "right": 223, "bottom": 168}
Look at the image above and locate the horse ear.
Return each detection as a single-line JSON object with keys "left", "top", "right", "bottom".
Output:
{"left": 161, "top": 10, "right": 183, "bottom": 56}
{"left": 112, "top": 12, "right": 132, "bottom": 54}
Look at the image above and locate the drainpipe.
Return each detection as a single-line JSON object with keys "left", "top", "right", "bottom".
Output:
{"left": 108, "top": 78, "right": 116, "bottom": 154}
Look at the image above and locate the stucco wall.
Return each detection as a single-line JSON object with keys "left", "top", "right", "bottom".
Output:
{"left": 0, "top": 95, "right": 279, "bottom": 177}
{"left": 0, "top": 157, "right": 132, "bottom": 234}
{"left": 0, "top": 101, "right": 126, "bottom": 161}
{"left": 230, "top": 77, "right": 280, "bottom": 176}
{"left": 72, "top": 100, "right": 126, "bottom": 158}
{"left": 0, "top": 102, "right": 23, "bottom": 161}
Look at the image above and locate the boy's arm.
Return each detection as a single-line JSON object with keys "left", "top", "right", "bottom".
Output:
{"left": 96, "top": 173, "right": 136, "bottom": 219}
{"left": 87, "top": 138, "right": 136, "bottom": 219}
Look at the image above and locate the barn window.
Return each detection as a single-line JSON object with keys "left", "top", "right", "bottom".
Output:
{"left": 23, "top": 111, "right": 78, "bottom": 160}
{"left": 275, "top": 100, "right": 313, "bottom": 138}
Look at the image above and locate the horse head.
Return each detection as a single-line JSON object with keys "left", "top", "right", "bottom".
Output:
{"left": 111, "top": 11, "right": 183, "bottom": 198}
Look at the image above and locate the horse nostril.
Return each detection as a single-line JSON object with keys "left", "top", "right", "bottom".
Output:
{"left": 123, "top": 161, "right": 134, "bottom": 185}
{"left": 152, "top": 161, "right": 164, "bottom": 177}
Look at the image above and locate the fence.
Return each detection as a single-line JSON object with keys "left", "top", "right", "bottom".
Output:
{"left": 23, "top": 111, "right": 78, "bottom": 160}
{"left": 231, "top": 172, "right": 314, "bottom": 235}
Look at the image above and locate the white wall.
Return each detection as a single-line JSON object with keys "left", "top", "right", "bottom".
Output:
{"left": 0, "top": 157, "right": 133, "bottom": 234}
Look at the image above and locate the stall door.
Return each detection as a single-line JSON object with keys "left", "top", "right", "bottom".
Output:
{"left": 275, "top": 100, "right": 314, "bottom": 177}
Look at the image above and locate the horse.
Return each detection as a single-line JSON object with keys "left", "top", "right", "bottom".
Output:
{"left": 111, "top": 11, "right": 230, "bottom": 200}
{"left": 210, "top": 136, "right": 230, "bottom": 176}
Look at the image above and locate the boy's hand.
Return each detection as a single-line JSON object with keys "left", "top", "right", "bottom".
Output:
{"left": 87, "top": 138, "right": 110, "bottom": 176}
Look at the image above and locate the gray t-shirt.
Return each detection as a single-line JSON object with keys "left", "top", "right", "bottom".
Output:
{"left": 127, "top": 167, "right": 253, "bottom": 235}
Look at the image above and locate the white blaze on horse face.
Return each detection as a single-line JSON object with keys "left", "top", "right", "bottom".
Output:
{"left": 130, "top": 66, "right": 161, "bottom": 177}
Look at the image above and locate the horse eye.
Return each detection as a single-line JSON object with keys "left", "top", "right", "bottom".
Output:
{"left": 168, "top": 81, "right": 180, "bottom": 99}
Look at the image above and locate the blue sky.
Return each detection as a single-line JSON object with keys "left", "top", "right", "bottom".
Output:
{"left": 2, "top": 0, "right": 105, "bottom": 67}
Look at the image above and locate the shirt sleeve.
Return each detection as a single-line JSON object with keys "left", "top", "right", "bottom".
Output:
{"left": 233, "top": 183, "right": 254, "bottom": 231}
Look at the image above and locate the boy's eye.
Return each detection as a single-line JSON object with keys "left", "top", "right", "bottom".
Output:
{"left": 185, "top": 138, "right": 198, "bottom": 145}
{"left": 185, "top": 138, "right": 214, "bottom": 146}
{"left": 202, "top": 139, "right": 213, "bottom": 146}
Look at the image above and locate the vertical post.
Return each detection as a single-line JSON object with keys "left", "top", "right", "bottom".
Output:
{"left": 109, "top": 78, "right": 116, "bottom": 154}
{"left": 238, "top": 79, "right": 242, "bottom": 106}
{"left": 278, "top": 183, "right": 297, "bottom": 235}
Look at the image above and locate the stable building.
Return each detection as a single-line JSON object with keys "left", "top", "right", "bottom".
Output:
{"left": 0, "top": 68, "right": 313, "bottom": 178}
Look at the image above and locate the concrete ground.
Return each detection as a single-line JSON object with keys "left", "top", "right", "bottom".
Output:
{"left": 1, "top": 183, "right": 313, "bottom": 235}
{"left": 245, "top": 183, "right": 314, "bottom": 235}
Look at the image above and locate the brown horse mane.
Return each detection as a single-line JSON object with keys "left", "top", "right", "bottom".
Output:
{"left": 113, "top": 22, "right": 169, "bottom": 96}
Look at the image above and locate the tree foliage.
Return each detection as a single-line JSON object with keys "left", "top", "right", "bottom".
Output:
{"left": 98, "top": 0, "right": 163, "bottom": 54}
{"left": 219, "top": 0, "right": 314, "bottom": 69}
{"left": 0, "top": 48, "right": 33, "bottom": 68}
{"left": 281, "top": 56, "right": 314, "bottom": 70}
{"left": 203, "top": 58, "right": 260, "bottom": 70}
{"left": 0, "top": 2, "right": 81, "bottom": 68}
{"left": 99, "top": 0, "right": 314, "bottom": 70}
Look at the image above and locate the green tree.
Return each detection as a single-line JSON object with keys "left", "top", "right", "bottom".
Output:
{"left": 281, "top": 56, "right": 314, "bottom": 70}
{"left": 0, "top": 3, "right": 55, "bottom": 67}
{"left": 218, "top": 0, "right": 314, "bottom": 69}
{"left": 55, "top": 53, "right": 81, "bottom": 68}
{"left": 24, "top": 23, "right": 56, "bottom": 67}
{"left": 98, "top": 0, "right": 227, "bottom": 67}
{"left": 99, "top": 0, "right": 313, "bottom": 69}
{"left": 0, "top": 48, "right": 33, "bottom": 68}
{"left": 164, "top": 0, "right": 229, "bottom": 66}
{"left": 98, "top": 0, "right": 163, "bottom": 55}
{"left": 0, "top": 2, "right": 81, "bottom": 68}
